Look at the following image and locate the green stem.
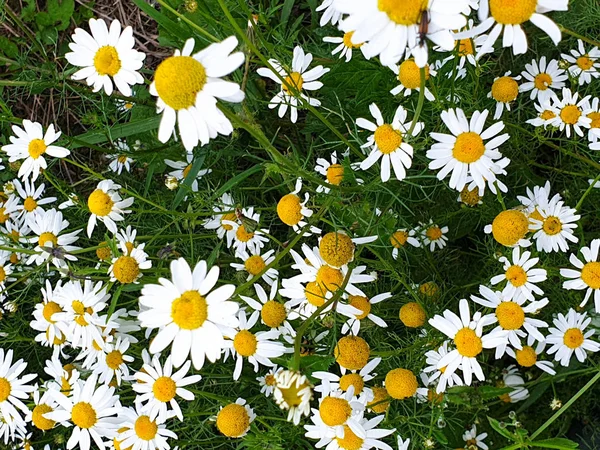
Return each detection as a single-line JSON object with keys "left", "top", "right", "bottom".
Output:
{"left": 558, "top": 25, "right": 600, "bottom": 48}
{"left": 407, "top": 67, "right": 426, "bottom": 137}
{"left": 575, "top": 172, "right": 600, "bottom": 211}
{"left": 155, "top": 0, "right": 219, "bottom": 42}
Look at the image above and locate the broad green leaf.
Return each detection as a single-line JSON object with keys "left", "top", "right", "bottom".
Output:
{"left": 281, "top": 0, "right": 296, "bottom": 27}
{"left": 488, "top": 416, "right": 517, "bottom": 442}
{"left": 71, "top": 116, "right": 161, "bottom": 149}
{"left": 214, "top": 164, "right": 263, "bottom": 198}
{"left": 531, "top": 438, "right": 579, "bottom": 449}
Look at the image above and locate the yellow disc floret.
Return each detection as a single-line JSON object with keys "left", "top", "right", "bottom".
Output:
{"left": 489, "top": 0, "right": 537, "bottom": 25}
{"left": 542, "top": 216, "right": 562, "bottom": 236}
{"left": 282, "top": 72, "right": 304, "bottom": 95}
{"left": 319, "top": 396, "right": 352, "bottom": 426}
{"left": 319, "top": 232, "right": 355, "bottom": 267}
{"left": 326, "top": 164, "right": 345, "bottom": 185}
{"left": 96, "top": 244, "right": 111, "bottom": 261}
{"left": 399, "top": 302, "right": 426, "bottom": 328}
{"left": 32, "top": 404, "right": 55, "bottom": 430}
{"left": 106, "top": 350, "right": 124, "bottom": 370}
{"left": 491, "top": 76, "right": 519, "bottom": 103}
{"left": 377, "top": 0, "right": 428, "bottom": 26}
{"left": 491, "top": 210, "right": 529, "bottom": 246}
{"left": 235, "top": 225, "right": 254, "bottom": 243}
{"left": 94, "top": 46, "right": 121, "bottom": 76}
{"left": 28, "top": 139, "right": 47, "bottom": 159}
{"left": 453, "top": 132, "right": 485, "bottom": 163}
{"left": 261, "top": 300, "right": 287, "bottom": 328}
{"left": 348, "top": 295, "right": 371, "bottom": 320}
{"left": 334, "top": 336, "right": 370, "bottom": 370}
{"left": 385, "top": 368, "right": 418, "bottom": 400}
{"left": 560, "top": 105, "right": 582, "bottom": 125}
{"left": 277, "top": 194, "right": 303, "bottom": 226}
{"left": 23, "top": 197, "right": 38, "bottom": 212}
{"left": 216, "top": 403, "right": 250, "bottom": 438}
{"left": 71, "top": 402, "right": 97, "bottom": 429}
{"left": 305, "top": 281, "right": 327, "bottom": 307}
{"left": 515, "top": 345, "right": 537, "bottom": 367}
{"left": 171, "top": 290, "right": 208, "bottom": 330}
{"left": 0, "top": 378, "right": 11, "bottom": 402}
{"left": 154, "top": 56, "right": 207, "bottom": 111}
{"left": 88, "top": 189, "right": 114, "bottom": 216}
{"left": 336, "top": 425, "right": 364, "bottom": 450}
{"left": 505, "top": 265, "right": 528, "bottom": 287}
{"left": 134, "top": 415, "right": 158, "bottom": 441}
{"left": 38, "top": 232, "right": 58, "bottom": 248}
{"left": 112, "top": 256, "right": 140, "bottom": 284}
{"left": 234, "top": 330, "right": 258, "bottom": 357}
{"left": 339, "top": 373, "right": 364, "bottom": 395}
{"left": 496, "top": 302, "right": 525, "bottom": 330}
{"left": 534, "top": 73, "right": 552, "bottom": 91}
{"left": 390, "top": 230, "right": 408, "bottom": 248}
{"left": 244, "top": 255, "right": 265, "bottom": 275}
{"left": 374, "top": 124, "right": 402, "bottom": 154}
{"left": 368, "top": 386, "right": 390, "bottom": 413}
{"left": 454, "top": 328, "right": 483, "bottom": 357}
{"left": 577, "top": 55, "right": 594, "bottom": 71}
{"left": 460, "top": 186, "right": 482, "bottom": 207}
{"left": 316, "top": 265, "right": 344, "bottom": 292}
{"left": 43, "top": 301, "right": 63, "bottom": 323}
{"left": 581, "top": 261, "right": 600, "bottom": 289}
{"left": 398, "top": 58, "right": 429, "bottom": 89}
{"left": 563, "top": 328, "right": 584, "bottom": 349}
{"left": 153, "top": 376, "right": 177, "bottom": 402}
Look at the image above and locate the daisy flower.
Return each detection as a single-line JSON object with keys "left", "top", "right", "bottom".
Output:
{"left": 108, "top": 244, "right": 151, "bottom": 284}
{"left": 548, "top": 87, "right": 592, "bottom": 138}
{"left": 546, "top": 309, "right": 600, "bottom": 366}
{"left": 231, "top": 248, "right": 278, "bottom": 285}
{"left": 65, "top": 18, "right": 145, "bottom": 96}
{"left": 488, "top": 71, "right": 521, "bottom": 119}
{"left": 86, "top": 179, "right": 134, "bottom": 237}
{"left": 463, "top": 424, "right": 488, "bottom": 450}
{"left": 304, "top": 387, "right": 365, "bottom": 441}
{"left": 151, "top": 37, "right": 244, "bottom": 151}
{"left": 318, "top": 231, "right": 377, "bottom": 269}
{"left": 115, "top": 405, "right": 177, "bottom": 450}
{"left": 115, "top": 225, "right": 138, "bottom": 255}
{"left": 0, "top": 349, "right": 36, "bottom": 426}
{"left": 315, "top": 152, "right": 345, "bottom": 193}
{"left": 490, "top": 247, "right": 547, "bottom": 302}
{"left": 257, "top": 46, "right": 330, "bottom": 123}
{"left": 323, "top": 31, "right": 366, "bottom": 62}
{"left": 335, "top": 0, "right": 469, "bottom": 68}
{"left": 0, "top": 251, "right": 15, "bottom": 291}
{"left": 389, "top": 60, "right": 436, "bottom": 101}
{"left": 276, "top": 178, "right": 321, "bottom": 235}
{"left": 357, "top": 103, "right": 424, "bottom": 182}
{"left": 313, "top": 358, "right": 381, "bottom": 403}
{"left": 225, "top": 206, "right": 269, "bottom": 254}
{"left": 422, "top": 341, "right": 464, "bottom": 394}
{"left": 46, "top": 373, "right": 120, "bottom": 450}
{"left": 426, "top": 108, "right": 510, "bottom": 193}
{"left": 526, "top": 98, "right": 559, "bottom": 128}
{"left": 257, "top": 366, "right": 283, "bottom": 397}
{"left": 341, "top": 293, "right": 390, "bottom": 335}
{"left": 91, "top": 336, "right": 134, "bottom": 386}
{"left": 519, "top": 56, "right": 567, "bottom": 102}
{"left": 138, "top": 257, "right": 239, "bottom": 370}
{"left": 224, "top": 310, "right": 286, "bottom": 381}
{"left": 43, "top": 354, "right": 81, "bottom": 395}
{"left": 561, "top": 39, "right": 600, "bottom": 86}
{"left": 529, "top": 195, "right": 580, "bottom": 253}
{"left": 471, "top": 285, "right": 548, "bottom": 358}
{"left": 215, "top": 398, "right": 256, "bottom": 438}
{"left": 0, "top": 196, "right": 21, "bottom": 228}
{"left": 390, "top": 228, "right": 421, "bottom": 259}
{"left": 13, "top": 179, "right": 56, "bottom": 219}
{"left": 30, "top": 280, "right": 65, "bottom": 352}
{"left": 27, "top": 386, "right": 59, "bottom": 432}
{"left": 240, "top": 282, "right": 294, "bottom": 334}
{"left": 435, "top": 20, "right": 490, "bottom": 76}
{"left": 202, "top": 193, "right": 236, "bottom": 247}
{"left": 164, "top": 153, "right": 212, "bottom": 194}
{"left": 308, "top": 412, "right": 395, "bottom": 450}
{"left": 420, "top": 220, "right": 449, "bottom": 252}
{"left": 2, "top": 120, "right": 70, "bottom": 181}
{"left": 462, "top": 0, "right": 568, "bottom": 56}
{"left": 517, "top": 180, "right": 552, "bottom": 219}
{"left": 505, "top": 335, "right": 556, "bottom": 375}
{"left": 561, "top": 239, "right": 600, "bottom": 312}
{"left": 317, "top": 0, "right": 342, "bottom": 26}
{"left": 273, "top": 370, "right": 313, "bottom": 425}
{"left": 106, "top": 143, "right": 134, "bottom": 175}
{"left": 583, "top": 97, "right": 600, "bottom": 143}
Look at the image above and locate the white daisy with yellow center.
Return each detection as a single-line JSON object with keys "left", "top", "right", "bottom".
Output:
{"left": 273, "top": 370, "right": 313, "bottom": 425}
{"left": 519, "top": 57, "right": 567, "bottom": 102}
{"left": 462, "top": 424, "right": 488, "bottom": 450}
{"left": 65, "top": 18, "right": 145, "bottom": 96}
{"left": 422, "top": 341, "right": 464, "bottom": 394}
{"left": 505, "top": 335, "right": 556, "bottom": 375}
{"left": 529, "top": 194, "right": 580, "bottom": 253}
{"left": 0, "top": 348, "right": 36, "bottom": 427}
{"left": 164, "top": 153, "right": 212, "bottom": 195}
{"left": 115, "top": 225, "right": 137, "bottom": 255}
{"left": 2, "top": 120, "right": 70, "bottom": 182}
{"left": 115, "top": 404, "right": 177, "bottom": 450}
{"left": 138, "top": 257, "right": 239, "bottom": 370}
{"left": 108, "top": 244, "right": 151, "bottom": 285}
{"left": 241, "top": 282, "right": 293, "bottom": 334}
{"left": 26, "top": 387, "right": 59, "bottom": 432}
{"left": 90, "top": 336, "right": 134, "bottom": 386}
{"left": 517, "top": 180, "right": 552, "bottom": 220}
{"left": 224, "top": 206, "right": 270, "bottom": 254}
{"left": 358, "top": 103, "right": 424, "bottom": 182}
{"left": 151, "top": 37, "right": 245, "bottom": 151}
{"left": 389, "top": 59, "right": 436, "bottom": 101}
{"left": 43, "top": 354, "right": 80, "bottom": 395}
{"left": 488, "top": 71, "right": 521, "bottom": 119}
{"left": 86, "top": 179, "right": 134, "bottom": 237}
{"left": 257, "top": 366, "right": 284, "bottom": 397}
{"left": 435, "top": 20, "right": 491, "bottom": 79}
{"left": 313, "top": 357, "right": 381, "bottom": 404}
{"left": 276, "top": 178, "right": 321, "bottom": 235}
{"left": 561, "top": 239, "right": 600, "bottom": 312}
{"left": 427, "top": 108, "right": 510, "bottom": 193}
{"left": 546, "top": 309, "right": 600, "bottom": 367}
{"left": 548, "top": 87, "right": 592, "bottom": 138}
{"left": 583, "top": 97, "right": 600, "bottom": 143}
{"left": 202, "top": 193, "right": 236, "bottom": 247}
{"left": 526, "top": 98, "right": 558, "bottom": 128}
{"left": 490, "top": 247, "right": 547, "bottom": 302}
{"left": 390, "top": 228, "right": 421, "bottom": 260}
{"left": 257, "top": 46, "right": 330, "bottom": 123}
{"left": 315, "top": 152, "right": 347, "bottom": 193}
{"left": 106, "top": 140, "right": 134, "bottom": 175}
{"left": 561, "top": 39, "right": 600, "bottom": 86}
{"left": 230, "top": 248, "right": 278, "bottom": 285}
{"left": 341, "top": 293, "right": 390, "bottom": 335}
{"left": 13, "top": 179, "right": 56, "bottom": 219}
{"left": 30, "top": 280, "right": 65, "bottom": 350}
{"left": 323, "top": 31, "right": 366, "bottom": 62}
{"left": 420, "top": 220, "right": 449, "bottom": 252}
{"left": 304, "top": 387, "right": 366, "bottom": 440}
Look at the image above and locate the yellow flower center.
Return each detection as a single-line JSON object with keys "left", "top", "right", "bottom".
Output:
{"left": 244, "top": 255, "right": 265, "bottom": 275}
{"left": 334, "top": 336, "right": 370, "bottom": 370}
{"left": 0, "top": 267, "right": 5, "bottom": 284}
{"left": 220, "top": 212, "right": 237, "bottom": 231}
{"left": 171, "top": 290, "right": 208, "bottom": 330}
{"left": 96, "top": 245, "right": 111, "bottom": 261}
{"left": 216, "top": 403, "right": 250, "bottom": 438}
{"left": 534, "top": 73, "right": 552, "bottom": 91}
{"left": 336, "top": 425, "right": 365, "bottom": 450}
{"left": 134, "top": 415, "right": 158, "bottom": 441}
{"left": 0, "top": 208, "right": 7, "bottom": 224}
{"left": 261, "top": 300, "right": 287, "bottom": 328}
{"left": 278, "top": 374, "right": 311, "bottom": 407}
{"left": 28, "top": 139, "right": 47, "bottom": 159}
{"left": 489, "top": 0, "right": 537, "bottom": 25}
{"left": 368, "top": 386, "right": 390, "bottom": 413}
{"left": 385, "top": 368, "right": 418, "bottom": 400}
{"left": 43, "top": 301, "right": 63, "bottom": 323}
{"left": 112, "top": 256, "right": 140, "bottom": 284}
{"left": 453, "top": 132, "right": 485, "bottom": 163}
{"left": 277, "top": 193, "right": 303, "bottom": 226}
{"left": 282, "top": 72, "right": 304, "bottom": 95}
{"left": 419, "top": 281, "right": 439, "bottom": 298}
{"left": 587, "top": 111, "right": 600, "bottom": 129}
{"left": 390, "top": 230, "right": 408, "bottom": 248}
{"left": 374, "top": 124, "right": 402, "bottom": 154}
{"left": 72, "top": 300, "right": 92, "bottom": 326}
{"left": 343, "top": 31, "right": 363, "bottom": 49}
{"left": 326, "top": 164, "right": 345, "bottom": 185}
{"left": 319, "top": 396, "right": 352, "bottom": 426}
{"left": 581, "top": 261, "right": 600, "bottom": 289}
{"left": 154, "top": 56, "right": 207, "bottom": 111}
{"left": 491, "top": 76, "right": 519, "bottom": 103}
{"left": 491, "top": 209, "right": 529, "bottom": 246}
{"left": 152, "top": 376, "right": 177, "bottom": 402}
{"left": 316, "top": 265, "right": 344, "bottom": 292}
{"left": 505, "top": 265, "right": 528, "bottom": 287}
{"left": 117, "top": 155, "right": 129, "bottom": 164}
{"left": 234, "top": 329, "right": 258, "bottom": 357}
{"left": 0, "top": 378, "right": 11, "bottom": 402}
{"left": 398, "top": 58, "right": 429, "bottom": 89}
{"left": 426, "top": 226, "right": 443, "bottom": 241}
{"left": 454, "top": 327, "right": 483, "bottom": 357}
{"left": 540, "top": 110, "right": 556, "bottom": 121}
{"left": 88, "top": 189, "right": 114, "bottom": 216}
{"left": 378, "top": 0, "right": 428, "bottom": 25}
{"left": 319, "top": 232, "right": 354, "bottom": 267}
{"left": 339, "top": 373, "right": 364, "bottom": 395}
{"left": 235, "top": 224, "right": 254, "bottom": 242}
{"left": 577, "top": 55, "right": 594, "bottom": 70}
{"left": 515, "top": 345, "right": 537, "bottom": 367}
{"left": 265, "top": 374, "right": 276, "bottom": 386}
{"left": 458, "top": 39, "right": 474, "bottom": 56}
{"left": 105, "top": 350, "right": 124, "bottom": 370}
{"left": 32, "top": 404, "right": 55, "bottom": 430}
{"left": 563, "top": 328, "right": 584, "bottom": 349}
{"left": 113, "top": 427, "right": 131, "bottom": 450}
{"left": 542, "top": 216, "right": 562, "bottom": 236}
{"left": 496, "top": 301, "right": 525, "bottom": 330}
{"left": 399, "top": 302, "right": 426, "bottom": 328}
{"left": 348, "top": 295, "right": 371, "bottom": 320}
{"left": 38, "top": 232, "right": 58, "bottom": 248}
{"left": 71, "top": 402, "right": 97, "bottom": 429}
{"left": 305, "top": 281, "right": 327, "bottom": 307}
{"left": 94, "top": 46, "right": 121, "bottom": 76}
{"left": 23, "top": 197, "right": 38, "bottom": 212}
{"left": 560, "top": 105, "right": 582, "bottom": 125}
{"left": 460, "top": 186, "right": 482, "bottom": 206}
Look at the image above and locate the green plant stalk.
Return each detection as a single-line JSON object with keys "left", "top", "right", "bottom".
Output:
{"left": 155, "top": 0, "right": 219, "bottom": 42}
{"left": 575, "top": 172, "right": 600, "bottom": 211}
{"left": 559, "top": 24, "right": 600, "bottom": 48}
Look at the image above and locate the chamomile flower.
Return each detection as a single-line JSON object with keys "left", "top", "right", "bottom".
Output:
{"left": 318, "top": 231, "right": 377, "bottom": 269}
{"left": 46, "top": 373, "right": 120, "bottom": 450}
{"left": 215, "top": 398, "right": 256, "bottom": 438}
{"left": 490, "top": 247, "right": 547, "bottom": 302}
{"left": 0, "top": 349, "right": 36, "bottom": 426}
{"left": 0, "top": 196, "right": 21, "bottom": 228}
{"left": 164, "top": 153, "right": 212, "bottom": 194}
{"left": 546, "top": 309, "right": 600, "bottom": 366}
{"left": 2, "top": 120, "right": 70, "bottom": 182}
{"left": 27, "top": 387, "right": 59, "bottom": 432}
{"left": 202, "top": 193, "right": 236, "bottom": 247}
{"left": 548, "top": 87, "right": 592, "bottom": 138}
{"left": 0, "top": 251, "right": 15, "bottom": 291}
{"left": 390, "top": 229, "right": 420, "bottom": 259}
{"left": 257, "top": 46, "right": 330, "bottom": 123}
{"left": 151, "top": 37, "right": 245, "bottom": 151}
{"left": 86, "top": 179, "right": 134, "bottom": 237}
{"left": 133, "top": 355, "right": 201, "bottom": 422}
{"left": 420, "top": 220, "right": 449, "bottom": 252}
{"left": 304, "top": 387, "right": 365, "bottom": 441}
{"left": 505, "top": 335, "right": 556, "bottom": 375}
{"left": 315, "top": 152, "right": 345, "bottom": 193}
{"left": 498, "top": 365, "right": 529, "bottom": 403}
{"left": 488, "top": 71, "right": 521, "bottom": 119}
{"left": 485, "top": 209, "right": 532, "bottom": 248}
{"left": 471, "top": 285, "right": 548, "bottom": 358}
{"left": 138, "top": 258, "right": 239, "bottom": 370}
{"left": 517, "top": 181, "right": 553, "bottom": 218}
{"left": 257, "top": 366, "right": 283, "bottom": 397}
{"left": 323, "top": 32, "right": 366, "bottom": 62}
{"left": 106, "top": 151, "right": 134, "bottom": 175}
{"left": 91, "top": 336, "right": 134, "bottom": 386}
{"left": 30, "top": 280, "right": 65, "bottom": 352}
{"left": 43, "top": 354, "right": 80, "bottom": 394}
{"left": 561, "top": 239, "right": 600, "bottom": 312}
{"left": 276, "top": 178, "right": 321, "bottom": 235}
{"left": 115, "top": 405, "right": 177, "bottom": 450}
{"left": 225, "top": 206, "right": 269, "bottom": 254}
{"left": 65, "top": 18, "right": 145, "bottom": 96}
{"left": 115, "top": 225, "right": 138, "bottom": 255}
{"left": 583, "top": 97, "right": 600, "bottom": 143}
{"left": 526, "top": 98, "right": 558, "bottom": 128}
{"left": 309, "top": 412, "right": 395, "bottom": 450}
{"left": 389, "top": 60, "right": 436, "bottom": 101}
{"left": 422, "top": 341, "right": 464, "bottom": 394}
{"left": 108, "top": 245, "right": 151, "bottom": 285}
{"left": 427, "top": 108, "right": 510, "bottom": 193}
{"left": 519, "top": 57, "right": 567, "bottom": 102}
{"left": 313, "top": 358, "right": 381, "bottom": 403}
{"left": 240, "top": 282, "right": 293, "bottom": 334}
{"left": 561, "top": 39, "right": 600, "bottom": 86}
{"left": 341, "top": 293, "right": 390, "bottom": 335}
{"left": 463, "top": 424, "right": 488, "bottom": 450}
{"left": 435, "top": 20, "right": 490, "bottom": 75}
{"left": 13, "top": 179, "right": 56, "bottom": 219}
{"left": 317, "top": 0, "right": 342, "bottom": 26}
{"left": 231, "top": 248, "right": 278, "bottom": 285}
{"left": 357, "top": 103, "right": 424, "bottom": 182}
{"left": 273, "top": 370, "right": 313, "bottom": 425}
{"left": 529, "top": 195, "right": 580, "bottom": 253}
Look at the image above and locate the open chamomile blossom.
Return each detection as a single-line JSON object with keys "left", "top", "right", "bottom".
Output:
{"left": 335, "top": 0, "right": 468, "bottom": 68}
{"left": 341, "top": 293, "right": 390, "bottom": 335}
{"left": 106, "top": 141, "right": 134, "bottom": 175}
{"left": 2, "top": 120, "right": 70, "bottom": 182}
{"left": 323, "top": 31, "right": 366, "bottom": 62}
{"left": 257, "top": 46, "right": 329, "bottom": 124}
{"left": 276, "top": 178, "right": 321, "bottom": 235}
{"left": 108, "top": 244, "right": 151, "bottom": 285}
{"left": 517, "top": 180, "right": 552, "bottom": 219}
{"left": 389, "top": 59, "right": 436, "bottom": 101}
{"left": 138, "top": 258, "right": 239, "bottom": 370}
{"left": 231, "top": 248, "right": 278, "bottom": 285}
{"left": 225, "top": 206, "right": 269, "bottom": 254}
{"left": 273, "top": 370, "right": 313, "bottom": 425}
{"left": 115, "top": 404, "right": 177, "bottom": 450}
{"left": 548, "top": 87, "right": 592, "bottom": 138}
{"left": 91, "top": 336, "right": 134, "bottom": 386}
{"left": 390, "top": 228, "right": 420, "bottom": 259}
{"left": 318, "top": 231, "right": 377, "bottom": 269}
{"left": 561, "top": 39, "right": 600, "bottom": 86}
{"left": 13, "top": 179, "right": 56, "bottom": 219}
{"left": 519, "top": 56, "right": 567, "bottom": 102}
{"left": 65, "top": 18, "right": 145, "bottom": 96}
{"left": 505, "top": 335, "right": 556, "bottom": 375}
{"left": 86, "top": 179, "right": 134, "bottom": 237}
{"left": 30, "top": 280, "right": 65, "bottom": 352}
{"left": 529, "top": 194, "right": 580, "bottom": 253}
{"left": 310, "top": 412, "right": 395, "bottom": 450}
{"left": 202, "top": 193, "right": 236, "bottom": 247}
{"left": 560, "top": 239, "right": 600, "bottom": 312}
{"left": 257, "top": 366, "right": 283, "bottom": 397}
{"left": 426, "top": 108, "right": 510, "bottom": 193}
{"left": 488, "top": 71, "right": 521, "bottom": 119}
{"left": 0, "top": 349, "right": 36, "bottom": 426}
{"left": 241, "top": 282, "right": 294, "bottom": 334}
{"left": 463, "top": 424, "right": 488, "bottom": 450}
{"left": 357, "top": 103, "right": 424, "bottom": 182}
{"left": 422, "top": 341, "right": 464, "bottom": 394}
{"left": 315, "top": 152, "right": 345, "bottom": 193}
{"left": 420, "top": 220, "right": 449, "bottom": 252}
{"left": 526, "top": 98, "right": 558, "bottom": 128}
{"left": 151, "top": 37, "right": 245, "bottom": 151}
{"left": 490, "top": 247, "right": 547, "bottom": 302}
{"left": 164, "top": 153, "right": 212, "bottom": 194}
{"left": 313, "top": 358, "right": 381, "bottom": 404}
{"left": 435, "top": 20, "right": 491, "bottom": 78}
{"left": 499, "top": 365, "right": 529, "bottom": 403}
{"left": 546, "top": 309, "right": 600, "bottom": 366}
{"left": 27, "top": 386, "right": 59, "bottom": 432}
{"left": 304, "top": 387, "right": 365, "bottom": 441}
